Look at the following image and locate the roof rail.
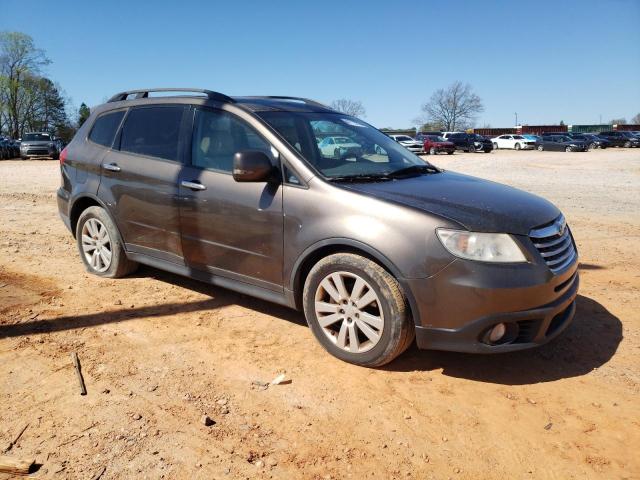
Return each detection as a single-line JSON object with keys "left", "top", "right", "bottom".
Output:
{"left": 259, "top": 96, "right": 330, "bottom": 109}
{"left": 107, "top": 88, "right": 234, "bottom": 103}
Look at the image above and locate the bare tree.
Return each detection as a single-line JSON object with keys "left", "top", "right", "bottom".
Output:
{"left": 632, "top": 113, "right": 640, "bottom": 124}
{"left": 330, "top": 99, "right": 366, "bottom": 117}
{"left": 415, "top": 81, "right": 484, "bottom": 131}
{"left": 609, "top": 118, "right": 627, "bottom": 125}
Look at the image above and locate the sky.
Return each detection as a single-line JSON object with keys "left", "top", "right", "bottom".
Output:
{"left": 2, "top": 0, "right": 639, "bottom": 128}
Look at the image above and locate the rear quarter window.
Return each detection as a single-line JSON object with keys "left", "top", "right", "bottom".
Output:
{"left": 88, "top": 110, "right": 126, "bottom": 147}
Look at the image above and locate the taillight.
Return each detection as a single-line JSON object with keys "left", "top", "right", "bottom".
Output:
{"left": 60, "top": 147, "right": 68, "bottom": 165}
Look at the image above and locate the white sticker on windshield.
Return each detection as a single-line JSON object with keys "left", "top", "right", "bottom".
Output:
{"left": 341, "top": 118, "right": 367, "bottom": 128}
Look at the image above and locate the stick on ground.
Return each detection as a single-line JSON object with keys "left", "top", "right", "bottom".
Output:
{"left": 4, "top": 423, "right": 29, "bottom": 453}
{"left": 71, "top": 352, "right": 87, "bottom": 395}
{"left": 91, "top": 465, "right": 106, "bottom": 480}
{"left": 0, "top": 455, "right": 34, "bottom": 475}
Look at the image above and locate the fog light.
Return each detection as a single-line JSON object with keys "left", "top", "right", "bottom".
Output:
{"left": 489, "top": 323, "right": 507, "bottom": 343}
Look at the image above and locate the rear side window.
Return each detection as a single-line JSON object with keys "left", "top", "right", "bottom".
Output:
{"left": 88, "top": 110, "right": 125, "bottom": 147}
{"left": 120, "top": 106, "right": 184, "bottom": 161}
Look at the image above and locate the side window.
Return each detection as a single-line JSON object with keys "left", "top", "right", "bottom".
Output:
{"left": 89, "top": 110, "right": 125, "bottom": 147}
{"left": 120, "top": 106, "right": 184, "bottom": 161}
{"left": 283, "top": 165, "right": 302, "bottom": 186}
{"left": 192, "top": 109, "right": 272, "bottom": 173}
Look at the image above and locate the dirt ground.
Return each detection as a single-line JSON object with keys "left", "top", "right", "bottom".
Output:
{"left": 1, "top": 148, "right": 639, "bottom": 479}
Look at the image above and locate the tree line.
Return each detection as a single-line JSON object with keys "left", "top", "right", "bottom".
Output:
{"left": 0, "top": 31, "right": 88, "bottom": 142}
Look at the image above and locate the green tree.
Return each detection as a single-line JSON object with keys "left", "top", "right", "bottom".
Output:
{"left": 78, "top": 103, "right": 90, "bottom": 127}
{"left": 0, "top": 31, "right": 50, "bottom": 137}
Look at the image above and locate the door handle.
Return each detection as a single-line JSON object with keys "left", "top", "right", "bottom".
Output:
{"left": 103, "top": 163, "right": 121, "bottom": 172}
{"left": 181, "top": 180, "right": 207, "bottom": 191}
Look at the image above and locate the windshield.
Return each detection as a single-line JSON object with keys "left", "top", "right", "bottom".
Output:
{"left": 257, "top": 111, "right": 431, "bottom": 179}
{"left": 427, "top": 135, "right": 446, "bottom": 142}
{"left": 22, "top": 133, "right": 51, "bottom": 141}
{"left": 396, "top": 136, "right": 413, "bottom": 142}
{"left": 513, "top": 135, "right": 524, "bottom": 139}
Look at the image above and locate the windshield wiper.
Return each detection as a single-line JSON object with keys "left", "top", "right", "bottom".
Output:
{"left": 387, "top": 164, "right": 441, "bottom": 178}
{"left": 327, "top": 173, "right": 393, "bottom": 182}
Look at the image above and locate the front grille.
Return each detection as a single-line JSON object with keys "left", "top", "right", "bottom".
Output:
{"left": 530, "top": 215, "right": 577, "bottom": 273}
{"left": 26, "top": 148, "right": 50, "bottom": 155}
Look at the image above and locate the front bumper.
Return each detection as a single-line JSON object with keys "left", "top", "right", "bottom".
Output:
{"left": 405, "top": 251, "right": 579, "bottom": 353}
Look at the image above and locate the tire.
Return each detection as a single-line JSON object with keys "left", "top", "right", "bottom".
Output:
{"left": 493, "top": 142, "right": 498, "bottom": 150}
{"left": 303, "top": 253, "right": 414, "bottom": 367}
{"left": 515, "top": 143, "right": 521, "bottom": 150}
{"left": 589, "top": 143, "right": 596, "bottom": 150}
{"left": 21, "top": 156, "right": 28, "bottom": 160}
{"left": 51, "top": 153, "right": 59, "bottom": 160}
{"left": 467, "top": 145, "right": 475, "bottom": 153}
{"left": 429, "top": 147, "right": 436, "bottom": 155}
{"left": 565, "top": 146, "right": 572, "bottom": 152}
{"left": 537, "top": 145, "right": 544, "bottom": 151}
{"left": 334, "top": 148, "right": 341, "bottom": 158}
{"left": 76, "top": 206, "right": 138, "bottom": 278}
{"left": 624, "top": 141, "right": 631, "bottom": 148}
{"left": 447, "top": 150, "right": 454, "bottom": 155}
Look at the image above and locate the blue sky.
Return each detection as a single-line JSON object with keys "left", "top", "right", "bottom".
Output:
{"left": 2, "top": 0, "right": 639, "bottom": 128}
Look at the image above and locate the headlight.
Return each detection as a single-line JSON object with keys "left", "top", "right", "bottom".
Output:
{"left": 436, "top": 229, "right": 527, "bottom": 263}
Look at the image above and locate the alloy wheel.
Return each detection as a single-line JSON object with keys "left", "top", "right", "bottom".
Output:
{"left": 314, "top": 271, "right": 384, "bottom": 353}
{"left": 81, "top": 218, "right": 112, "bottom": 273}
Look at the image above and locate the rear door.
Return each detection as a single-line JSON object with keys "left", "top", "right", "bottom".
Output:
{"left": 98, "top": 104, "right": 188, "bottom": 264}
{"left": 178, "top": 107, "right": 284, "bottom": 291}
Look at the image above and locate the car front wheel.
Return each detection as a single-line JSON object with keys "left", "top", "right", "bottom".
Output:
{"left": 429, "top": 147, "right": 436, "bottom": 155}
{"left": 537, "top": 145, "right": 544, "bottom": 151}
{"left": 515, "top": 143, "right": 521, "bottom": 150}
{"left": 493, "top": 143, "right": 498, "bottom": 149}
{"left": 303, "top": 253, "right": 414, "bottom": 367}
{"left": 76, "top": 206, "right": 138, "bottom": 278}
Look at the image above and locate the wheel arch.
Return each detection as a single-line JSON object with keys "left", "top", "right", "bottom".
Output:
{"left": 69, "top": 194, "right": 125, "bottom": 246}
{"left": 290, "top": 239, "right": 419, "bottom": 322}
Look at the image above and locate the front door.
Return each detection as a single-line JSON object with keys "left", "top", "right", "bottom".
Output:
{"left": 178, "top": 107, "right": 284, "bottom": 291}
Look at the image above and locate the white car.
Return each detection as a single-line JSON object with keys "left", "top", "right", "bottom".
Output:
{"left": 491, "top": 134, "right": 536, "bottom": 150}
{"left": 389, "top": 135, "right": 423, "bottom": 154}
{"left": 318, "top": 136, "right": 362, "bottom": 158}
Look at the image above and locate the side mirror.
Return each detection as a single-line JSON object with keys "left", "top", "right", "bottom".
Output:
{"left": 233, "top": 150, "right": 275, "bottom": 183}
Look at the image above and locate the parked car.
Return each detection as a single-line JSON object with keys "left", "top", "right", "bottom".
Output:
{"left": 58, "top": 87, "right": 579, "bottom": 366}
{"left": 491, "top": 134, "right": 536, "bottom": 150}
{"left": 318, "top": 136, "right": 363, "bottom": 158}
{"left": 19, "top": 132, "right": 60, "bottom": 159}
{"left": 565, "top": 133, "right": 609, "bottom": 149}
{"left": 389, "top": 135, "right": 423, "bottom": 154}
{"left": 420, "top": 134, "right": 455, "bottom": 155}
{"left": 447, "top": 132, "right": 493, "bottom": 152}
{"left": 536, "top": 135, "right": 588, "bottom": 152}
{"left": 598, "top": 131, "right": 640, "bottom": 148}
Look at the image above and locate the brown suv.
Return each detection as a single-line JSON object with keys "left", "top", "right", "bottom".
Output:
{"left": 57, "top": 88, "right": 579, "bottom": 366}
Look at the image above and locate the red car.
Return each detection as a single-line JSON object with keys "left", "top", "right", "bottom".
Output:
{"left": 419, "top": 134, "right": 455, "bottom": 155}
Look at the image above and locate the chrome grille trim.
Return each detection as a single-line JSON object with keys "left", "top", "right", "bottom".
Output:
{"left": 530, "top": 215, "right": 577, "bottom": 273}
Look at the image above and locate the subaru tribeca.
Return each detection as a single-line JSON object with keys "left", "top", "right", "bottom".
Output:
{"left": 57, "top": 88, "right": 579, "bottom": 366}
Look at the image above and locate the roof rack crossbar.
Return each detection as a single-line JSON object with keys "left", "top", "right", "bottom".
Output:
{"left": 260, "top": 96, "right": 330, "bottom": 109}
{"left": 107, "top": 88, "right": 234, "bottom": 103}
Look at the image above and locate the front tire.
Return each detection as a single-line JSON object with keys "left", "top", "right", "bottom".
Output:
{"left": 493, "top": 142, "right": 498, "bottom": 150}
{"left": 624, "top": 141, "right": 631, "bottom": 148}
{"left": 429, "top": 147, "right": 436, "bottom": 155}
{"left": 515, "top": 143, "right": 521, "bottom": 150}
{"left": 76, "top": 206, "right": 138, "bottom": 278}
{"left": 303, "top": 253, "right": 414, "bottom": 367}
{"left": 565, "top": 146, "right": 572, "bottom": 152}
{"left": 537, "top": 145, "right": 544, "bottom": 151}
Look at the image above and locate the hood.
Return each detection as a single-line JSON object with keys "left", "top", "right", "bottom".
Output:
{"left": 21, "top": 140, "right": 53, "bottom": 146}
{"left": 340, "top": 171, "right": 560, "bottom": 235}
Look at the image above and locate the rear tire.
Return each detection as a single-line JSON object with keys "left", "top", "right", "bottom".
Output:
{"left": 76, "top": 206, "right": 138, "bottom": 278}
{"left": 537, "top": 145, "right": 544, "bottom": 151}
{"left": 303, "top": 253, "right": 414, "bottom": 367}
{"left": 429, "top": 147, "right": 436, "bottom": 155}
{"left": 447, "top": 151, "right": 454, "bottom": 155}
{"left": 624, "top": 141, "right": 631, "bottom": 148}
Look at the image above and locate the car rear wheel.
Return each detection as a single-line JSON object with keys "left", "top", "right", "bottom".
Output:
{"left": 76, "top": 206, "right": 138, "bottom": 278}
{"left": 537, "top": 145, "right": 544, "bottom": 151}
{"left": 429, "top": 147, "right": 436, "bottom": 155}
{"left": 624, "top": 141, "right": 631, "bottom": 148}
{"left": 515, "top": 143, "right": 521, "bottom": 150}
{"left": 447, "top": 150, "right": 454, "bottom": 155}
{"left": 303, "top": 253, "right": 414, "bottom": 367}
